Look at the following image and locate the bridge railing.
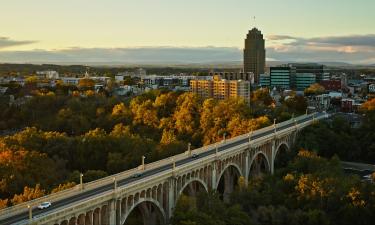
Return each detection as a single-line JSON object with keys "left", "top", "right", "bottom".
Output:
{"left": 0, "top": 113, "right": 322, "bottom": 220}
{"left": 220, "top": 113, "right": 313, "bottom": 149}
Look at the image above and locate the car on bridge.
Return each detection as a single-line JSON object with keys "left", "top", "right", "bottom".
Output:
{"left": 191, "top": 153, "right": 199, "bottom": 158}
{"left": 132, "top": 173, "right": 143, "bottom": 178}
{"left": 37, "top": 202, "right": 51, "bottom": 210}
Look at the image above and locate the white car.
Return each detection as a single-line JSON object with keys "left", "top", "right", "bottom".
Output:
{"left": 37, "top": 202, "right": 51, "bottom": 210}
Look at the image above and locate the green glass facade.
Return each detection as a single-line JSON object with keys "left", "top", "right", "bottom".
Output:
{"left": 270, "top": 67, "right": 291, "bottom": 89}
{"left": 294, "top": 73, "right": 316, "bottom": 91}
{"left": 259, "top": 74, "right": 270, "bottom": 87}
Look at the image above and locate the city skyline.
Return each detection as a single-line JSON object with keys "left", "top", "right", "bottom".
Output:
{"left": 0, "top": 0, "right": 374, "bottom": 64}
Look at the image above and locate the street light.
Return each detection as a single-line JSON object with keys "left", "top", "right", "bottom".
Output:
{"left": 113, "top": 177, "right": 117, "bottom": 190}
{"left": 273, "top": 118, "right": 277, "bottom": 133}
{"left": 80, "top": 173, "right": 84, "bottom": 191}
{"left": 188, "top": 142, "right": 191, "bottom": 156}
{"left": 172, "top": 157, "right": 176, "bottom": 170}
{"left": 215, "top": 143, "right": 218, "bottom": 155}
{"left": 141, "top": 155, "right": 146, "bottom": 170}
{"left": 223, "top": 132, "right": 226, "bottom": 143}
{"left": 248, "top": 129, "right": 253, "bottom": 143}
{"left": 28, "top": 205, "right": 32, "bottom": 222}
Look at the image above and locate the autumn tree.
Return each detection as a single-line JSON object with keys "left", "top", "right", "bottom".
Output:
{"left": 11, "top": 184, "right": 45, "bottom": 205}
{"left": 0, "top": 198, "right": 8, "bottom": 209}
{"left": 51, "top": 182, "right": 76, "bottom": 194}
{"left": 78, "top": 78, "right": 95, "bottom": 90}
{"left": 304, "top": 83, "right": 325, "bottom": 96}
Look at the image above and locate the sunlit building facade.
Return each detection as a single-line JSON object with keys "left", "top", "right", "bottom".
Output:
{"left": 190, "top": 75, "right": 250, "bottom": 103}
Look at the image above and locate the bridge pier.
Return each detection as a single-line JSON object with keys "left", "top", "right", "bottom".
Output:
{"left": 271, "top": 140, "right": 275, "bottom": 174}
{"left": 85, "top": 211, "right": 93, "bottom": 225}
{"left": 168, "top": 178, "right": 175, "bottom": 219}
{"left": 244, "top": 150, "right": 249, "bottom": 187}
{"left": 223, "top": 169, "right": 234, "bottom": 203}
{"left": 211, "top": 162, "right": 217, "bottom": 190}
{"left": 109, "top": 199, "right": 116, "bottom": 225}
{"left": 139, "top": 202, "right": 160, "bottom": 225}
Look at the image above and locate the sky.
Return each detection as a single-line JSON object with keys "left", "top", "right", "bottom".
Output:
{"left": 0, "top": 0, "right": 374, "bottom": 64}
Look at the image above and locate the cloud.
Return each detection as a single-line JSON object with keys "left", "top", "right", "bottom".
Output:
{"left": 266, "top": 34, "right": 375, "bottom": 64}
{"left": 0, "top": 37, "right": 37, "bottom": 49}
{"left": 267, "top": 34, "right": 375, "bottom": 47}
{"left": 0, "top": 34, "right": 374, "bottom": 65}
{"left": 0, "top": 47, "right": 243, "bottom": 64}
{"left": 267, "top": 35, "right": 297, "bottom": 41}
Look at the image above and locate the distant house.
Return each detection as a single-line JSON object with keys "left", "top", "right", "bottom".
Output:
{"left": 0, "top": 86, "right": 8, "bottom": 95}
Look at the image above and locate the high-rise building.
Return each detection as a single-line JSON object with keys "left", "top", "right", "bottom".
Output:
{"left": 294, "top": 73, "right": 316, "bottom": 91}
{"left": 190, "top": 75, "right": 250, "bottom": 103}
{"left": 289, "top": 63, "right": 328, "bottom": 82}
{"left": 190, "top": 79, "right": 213, "bottom": 99}
{"left": 270, "top": 66, "right": 293, "bottom": 89}
{"left": 209, "top": 71, "right": 254, "bottom": 83}
{"left": 259, "top": 74, "right": 270, "bottom": 87}
{"left": 244, "top": 28, "right": 265, "bottom": 84}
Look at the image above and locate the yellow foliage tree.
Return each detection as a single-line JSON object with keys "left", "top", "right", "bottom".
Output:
{"left": 78, "top": 78, "right": 95, "bottom": 90}
{"left": 346, "top": 187, "right": 365, "bottom": 207}
{"left": 160, "top": 129, "right": 177, "bottom": 145}
{"left": 11, "top": 184, "right": 46, "bottom": 205}
{"left": 72, "top": 91, "right": 80, "bottom": 97}
{"left": 110, "top": 123, "right": 133, "bottom": 138}
{"left": 85, "top": 90, "right": 95, "bottom": 97}
{"left": 130, "top": 99, "right": 159, "bottom": 128}
{"left": 25, "top": 76, "right": 38, "bottom": 84}
{"left": 51, "top": 182, "right": 76, "bottom": 194}
{"left": 0, "top": 198, "right": 8, "bottom": 209}
{"left": 112, "top": 103, "right": 128, "bottom": 117}
{"left": 304, "top": 83, "right": 325, "bottom": 95}
{"left": 298, "top": 149, "right": 320, "bottom": 159}
{"left": 283, "top": 173, "right": 295, "bottom": 182}
{"left": 173, "top": 93, "right": 201, "bottom": 135}
{"left": 360, "top": 98, "right": 375, "bottom": 112}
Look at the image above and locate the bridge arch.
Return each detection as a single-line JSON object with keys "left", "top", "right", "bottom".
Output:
{"left": 216, "top": 163, "right": 242, "bottom": 202}
{"left": 249, "top": 151, "right": 271, "bottom": 177}
{"left": 177, "top": 177, "right": 208, "bottom": 198}
{"left": 275, "top": 142, "right": 290, "bottom": 160}
{"left": 122, "top": 198, "right": 166, "bottom": 225}
{"left": 274, "top": 142, "right": 290, "bottom": 169}
{"left": 216, "top": 162, "right": 243, "bottom": 189}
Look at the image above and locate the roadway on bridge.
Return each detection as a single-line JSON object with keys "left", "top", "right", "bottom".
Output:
{"left": 0, "top": 113, "right": 323, "bottom": 225}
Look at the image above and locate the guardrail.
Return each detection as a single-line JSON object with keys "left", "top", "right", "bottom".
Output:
{"left": 0, "top": 112, "right": 324, "bottom": 221}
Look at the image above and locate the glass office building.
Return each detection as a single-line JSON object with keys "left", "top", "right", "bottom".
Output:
{"left": 294, "top": 73, "right": 316, "bottom": 91}
{"left": 270, "top": 67, "right": 291, "bottom": 89}
{"left": 259, "top": 74, "right": 270, "bottom": 87}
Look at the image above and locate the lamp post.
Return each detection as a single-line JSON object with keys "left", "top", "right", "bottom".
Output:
{"left": 223, "top": 133, "right": 226, "bottom": 143}
{"left": 113, "top": 177, "right": 117, "bottom": 190}
{"left": 141, "top": 155, "right": 146, "bottom": 170}
{"left": 28, "top": 205, "right": 32, "bottom": 222}
{"left": 80, "top": 173, "right": 84, "bottom": 191}
{"left": 188, "top": 142, "right": 191, "bottom": 156}
{"left": 215, "top": 143, "right": 218, "bottom": 155}
{"left": 248, "top": 129, "right": 253, "bottom": 143}
{"left": 172, "top": 157, "right": 176, "bottom": 170}
{"left": 273, "top": 118, "right": 277, "bottom": 133}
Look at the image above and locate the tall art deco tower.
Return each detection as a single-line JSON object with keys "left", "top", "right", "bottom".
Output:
{"left": 243, "top": 27, "right": 266, "bottom": 83}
